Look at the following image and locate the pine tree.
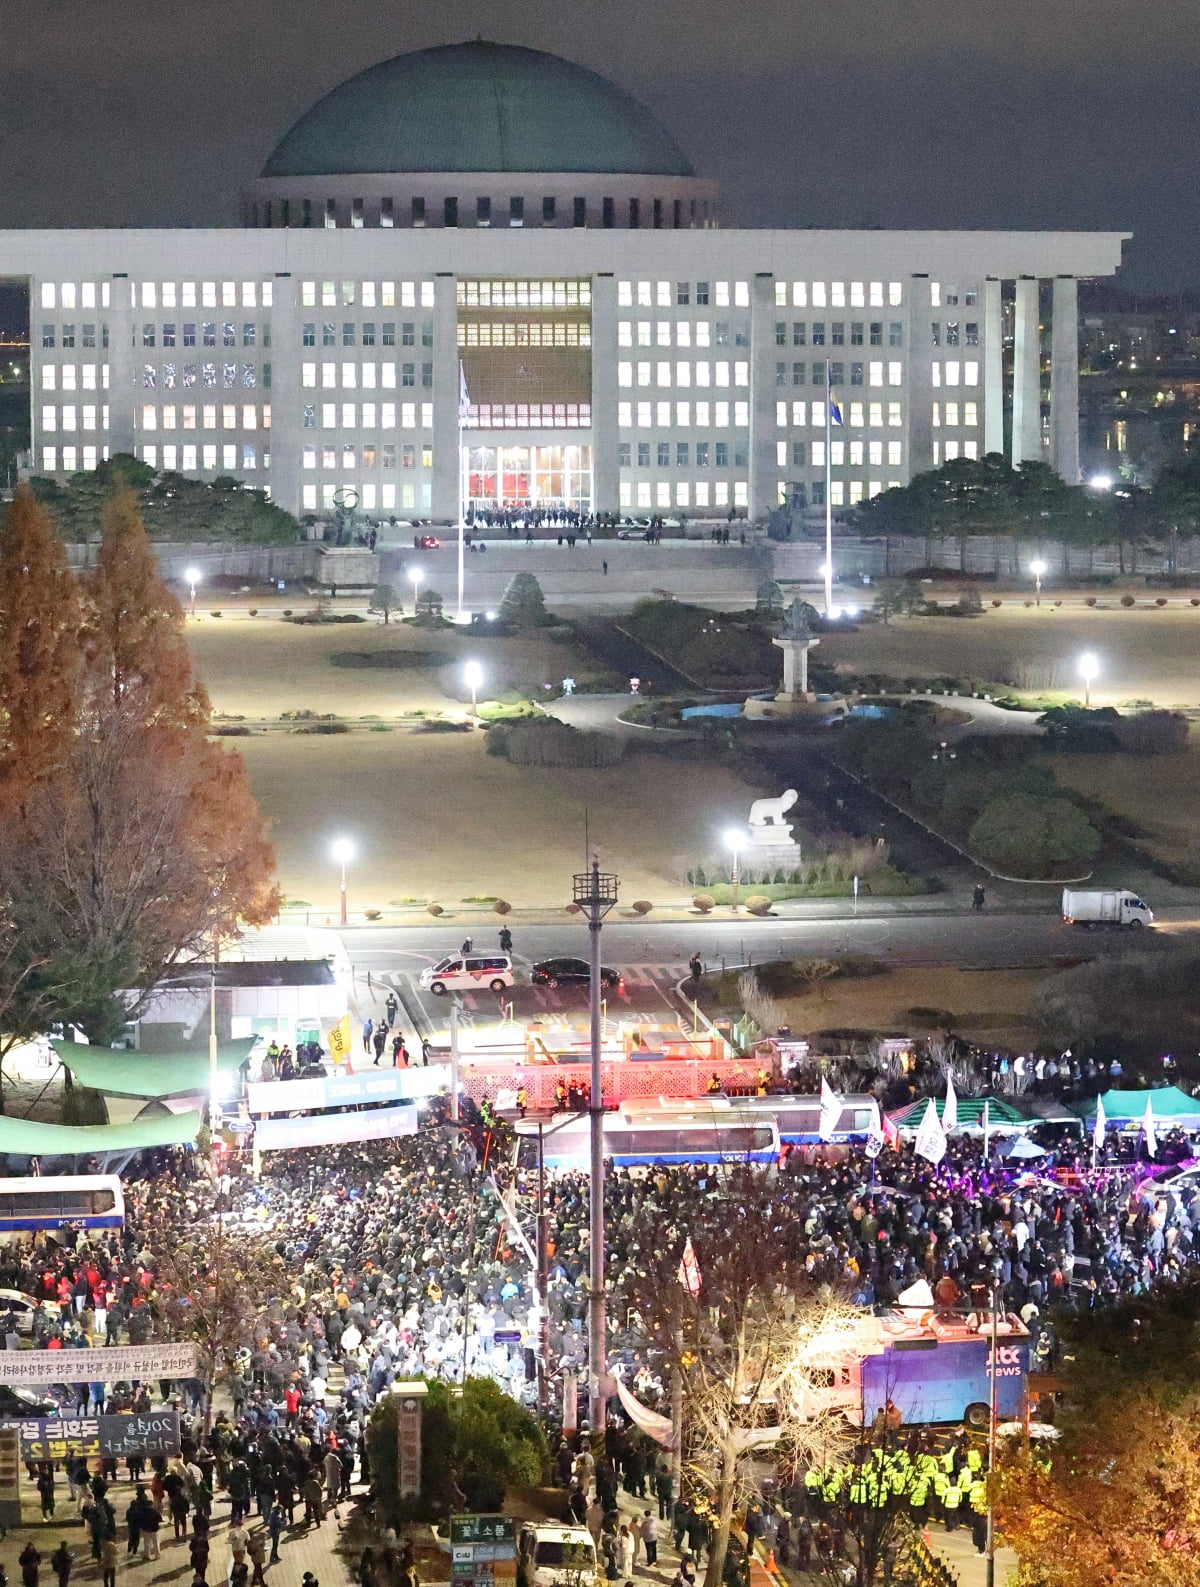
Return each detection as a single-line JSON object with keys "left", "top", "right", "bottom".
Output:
{"left": 497, "top": 571, "right": 548, "bottom": 629}
{"left": 0, "top": 485, "right": 82, "bottom": 816}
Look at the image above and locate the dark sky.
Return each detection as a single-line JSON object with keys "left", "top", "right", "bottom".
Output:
{"left": 1, "top": 0, "right": 1196, "bottom": 292}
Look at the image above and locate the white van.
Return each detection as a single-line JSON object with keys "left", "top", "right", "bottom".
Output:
{"left": 419, "top": 954, "right": 514, "bottom": 995}
{"left": 517, "top": 1525, "right": 598, "bottom": 1587}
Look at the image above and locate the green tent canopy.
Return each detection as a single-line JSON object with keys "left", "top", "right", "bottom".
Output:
{"left": 0, "top": 1109, "right": 202, "bottom": 1158}
{"left": 888, "top": 1095, "right": 1029, "bottom": 1131}
{"left": 1073, "top": 1086, "right": 1200, "bottom": 1125}
{"left": 52, "top": 1039, "right": 256, "bottom": 1099}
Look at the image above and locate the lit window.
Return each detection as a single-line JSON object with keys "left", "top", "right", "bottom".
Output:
{"left": 888, "top": 402, "right": 902, "bottom": 426}
{"left": 888, "top": 362, "right": 902, "bottom": 386}
{"left": 618, "top": 401, "right": 632, "bottom": 427}
{"left": 618, "top": 362, "right": 632, "bottom": 387}
{"left": 302, "top": 363, "right": 316, "bottom": 387}
{"left": 869, "top": 362, "right": 883, "bottom": 387}
{"left": 945, "top": 361, "right": 960, "bottom": 386}
{"left": 869, "top": 402, "right": 883, "bottom": 426}
{"left": 964, "top": 401, "right": 978, "bottom": 427}
{"left": 870, "top": 440, "right": 884, "bottom": 466}
{"left": 161, "top": 405, "right": 176, "bottom": 430}
{"left": 888, "top": 282, "right": 902, "bottom": 305}
{"left": 964, "top": 362, "right": 979, "bottom": 386}
{"left": 888, "top": 441, "right": 902, "bottom": 465}
{"left": 676, "top": 362, "right": 690, "bottom": 387}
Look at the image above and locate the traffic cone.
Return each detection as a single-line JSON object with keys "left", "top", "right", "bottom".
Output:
{"left": 766, "top": 1551, "right": 776, "bottom": 1574}
{"left": 921, "top": 1525, "right": 932, "bottom": 1550}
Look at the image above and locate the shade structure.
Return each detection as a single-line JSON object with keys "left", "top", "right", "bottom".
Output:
{"left": 1072, "top": 1086, "right": 1200, "bottom": 1126}
{"left": 0, "top": 1110, "right": 202, "bottom": 1158}
{"left": 887, "top": 1095, "right": 1028, "bottom": 1133}
{"left": 52, "top": 1039, "right": 256, "bottom": 1098}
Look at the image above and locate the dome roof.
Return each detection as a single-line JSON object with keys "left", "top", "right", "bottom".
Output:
{"left": 262, "top": 42, "right": 695, "bottom": 180}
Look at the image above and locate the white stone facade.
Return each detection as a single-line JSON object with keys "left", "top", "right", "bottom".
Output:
{"left": 7, "top": 226, "right": 1126, "bottom": 521}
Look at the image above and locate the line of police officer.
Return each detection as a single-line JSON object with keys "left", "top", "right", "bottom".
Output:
{"left": 802, "top": 1438, "right": 990, "bottom": 1555}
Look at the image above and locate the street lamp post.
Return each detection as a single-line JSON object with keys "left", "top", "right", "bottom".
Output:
{"left": 409, "top": 566, "right": 424, "bottom": 616}
{"left": 1029, "top": 558, "right": 1047, "bottom": 607}
{"left": 184, "top": 566, "right": 201, "bottom": 618}
{"left": 572, "top": 858, "right": 618, "bottom": 1450}
{"left": 1078, "top": 650, "right": 1099, "bottom": 708}
{"left": 724, "top": 827, "right": 745, "bottom": 912}
{"left": 463, "top": 659, "right": 484, "bottom": 717}
{"left": 331, "top": 837, "right": 354, "bottom": 925}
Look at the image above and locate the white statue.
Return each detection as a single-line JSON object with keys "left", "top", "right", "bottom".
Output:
{"left": 748, "top": 788, "right": 798, "bottom": 834}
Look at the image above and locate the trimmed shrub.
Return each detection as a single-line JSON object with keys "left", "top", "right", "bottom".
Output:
{"left": 427, "top": 902, "right": 444, "bottom": 916}
{"left": 991, "top": 598, "right": 1002, "bottom": 608}
{"left": 1084, "top": 596, "right": 1097, "bottom": 607}
{"left": 1192, "top": 598, "right": 1200, "bottom": 607}
{"left": 493, "top": 899, "right": 512, "bottom": 915}
{"left": 283, "top": 608, "right": 293, "bottom": 617}
{"left": 209, "top": 610, "right": 223, "bottom": 617}
{"left": 744, "top": 894, "right": 773, "bottom": 915}
{"left": 693, "top": 894, "right": 715, "bottom": 913}
{"left": 1156, "top": 596, "right": 1168, "bottom": 607}
{"left": 631, "top": 899, "right": 653, "bottom": 915}
{"left": 1121, "top": 594, "right": 1135, "bottom": 607}
{"left": 214, "top": 725, "right": 252, "bottom": 736}
{"left": 364, "top": 909, "right": 381, "bottom": 921}
{"left": 248, "top": 607, "right": 258, "bottom": 616}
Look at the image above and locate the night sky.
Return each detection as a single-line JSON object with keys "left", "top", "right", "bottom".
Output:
{"left": 1, "top": 0, "right": 1195, "bottom": 292}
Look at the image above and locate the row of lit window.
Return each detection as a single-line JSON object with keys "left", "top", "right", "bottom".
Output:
{"left": 41, "top": 445, "right": 106, "bottom": 472}
{"left": 618, "top": 361, "right": 750, "bottom": 390}
{"left": 620, "top": 440, "right": 748, "bottom": 469}
{"left": 932, "top": 441, "right": 980, "bottom": 463}
{"left": 302, "top": 444, "right": 432, "bottom": 470}
{"left": 141, "top": 443, "right": 264, "bottom": 470}
{"left": 302, "top": 482, "right": 431, "bottom": 513}
{"left": 41, "top": 365, "right": 109, "bottom": 391}
{"left": 304, "top": 322, "right": 432, "bottom": 347}
{"left": 301, "top": 403, "right": 434, "bottom": 431}
{"left": 44, "top": 282, "right": 276, "bottom": 311}
{"left": 457, "top": 322, "right": 590, "bottom": 348}
{"left": 777, "top": 362, "right": 903, "bottom": 388}
{"left": 301, "top": 281, "right": 435, "bottom": 309}
{"left": 778, "top": 440, "right": 904, "bottom": 468}
{"left": 143, "top": 363, "right": 260, "bottom": 390}
{"left": 932, "top": 402, "right": 978, "bottom": 427}
{"left": 618, "top": 322, "right": 746, "bottom": 349}
{"left": 932, "top": 362, "right": 979, "bottom": 387}
{"left": 619, "top": 281, "right": 748, "bottom": 309}
{"left": 38, "top": 406, "right": 109, "bottom": 433}
{"left": 301, "top": 363, "right": 431, "bottom": 390}
{"left": 774, "top": 282, "right": 903, "bottom": 308}
{"left": 776, "top": 322, "right": 902, "bottom": 347}
{"left": 39, "top": 283, "right": 110, "bottom": 309}
{"left": 779, "top": 481, "right": 902, "bottom": 507}
{"left": 776, "top": 401, "right": 903, "bottom": 427}
{"left": 619, "top": 480, "right": 749, "bottom": 509}
{"left": 457, "top": 280, "right": 590, "bottom": 309}
{"left": 136, "top": 323, "right": 265, "bottom": 349}
{"left": 618, "top": 400, "right": 749, "bottom": 429}
{"left": 139, "top": 404, "right": 270, "bottom": 432}
{"left": 461, "top": 404, "right": 590, "bottom": 429}
{"left": 41, "top": 325, "right": 109, "bottom": 350}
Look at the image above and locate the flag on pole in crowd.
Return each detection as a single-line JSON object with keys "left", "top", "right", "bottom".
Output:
{"left": 914, "top": 1097, "right": 947, "bottom": 1165}
{"left": 678, "top": 1236, "right": 702, "bottom": 1296}
{"left": 818, "top": 1076, "right": 843, "bottom": 1141}
{"left": 882, "top": 1110, "right": 901, "bottom": 1150}
{"left": 1143, "top": 1096, "right": 1158, "bottom": 1159}
{"left": 982, "top": 1098, "right": 990, "bottom": 1157}
{"left": 864, "top": 1099, "right": 885, "bottom": 1158}
{"left": 943, "top": 1072, "right": 958, "bottom": 1134}
{"left": 327, "top": 1014, "right": 353, "bottom": 1069}
{"left": 1093, "top": 1095, "right": 1107, "bottom": 1155}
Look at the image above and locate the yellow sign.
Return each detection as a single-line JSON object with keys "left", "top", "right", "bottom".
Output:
{"left": 328, "top": 1014, "right": 353, "bottom": 1068}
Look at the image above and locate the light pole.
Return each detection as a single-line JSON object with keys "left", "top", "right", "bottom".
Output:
{"left": 1029, "top": 558, "right": 1047, "bottom": 607}
{"left": 724, "top": 827, "right": 745, "bottom": 912}
{"left": 985, "top": 1282, "right": 1001, "bottom": 1587}
{"left": 409, "top": 566, "right": 424, "bottom": 616}
{"left": 1078, "top": 650, "right": 1099, "bottom": 708}
{"left": 185, "top": 566, "right": 201, "bottom": 618}
{"left": 331, "top": 837, "right": 354, "bottom": 925}
{"left": 572, "top": 857, "right": 619, "bottom": 1450}
{"left": 463, "top": 659, "right": 484, "bottom": 717}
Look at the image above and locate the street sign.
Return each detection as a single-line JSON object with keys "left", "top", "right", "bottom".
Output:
{"left": 451, "top": 1516, "right": 516, "bottom": 1546}
{"left": 451, "top": 1515, "right": 516, "bottom": 1587}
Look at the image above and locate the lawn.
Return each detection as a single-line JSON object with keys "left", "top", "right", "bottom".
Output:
{"left": 770, "top": 965, "right": 1044, "bottom": 1046}
{"left": 1049, "top": 747, "right": 1200, "bottom": 868}
{"left": 819, "top": 605, "right": 1200, "bottom": 707}
{"left": 234, "top": 731, "right": 767, "bottom": 909}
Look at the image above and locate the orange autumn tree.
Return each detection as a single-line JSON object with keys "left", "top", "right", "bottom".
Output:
{"left": 994, "top": 1277, "right": 1200, "bottom": 1587}
{"left": 0, "top": 483, "right": 279, "bottom": 1050}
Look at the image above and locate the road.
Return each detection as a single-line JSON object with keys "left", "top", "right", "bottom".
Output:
{"left": 327, "top": 907, "right": 1198, "bottom": 1038}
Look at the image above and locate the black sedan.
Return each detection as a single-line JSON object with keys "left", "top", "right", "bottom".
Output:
{"left": 530, "top": 957, "right": 624, "bottom": 993}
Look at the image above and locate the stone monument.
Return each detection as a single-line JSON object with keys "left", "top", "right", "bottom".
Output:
{"left": 745, "top": 787, "right": 803, "bottom": 871}
{"left": 773, "top": 600, "right": 820, "bottom": 701}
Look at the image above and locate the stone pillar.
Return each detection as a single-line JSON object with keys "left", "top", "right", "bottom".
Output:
{"left": 773, "top": 633, "right": 818, "bottom": 699}
{"left": 107, "top": 274, "right": 136, "bottom": 457}
{"left": 1050, "top": 276, "right": 1080, "bottom": 484}
{"left": 265, "top": 274, "right": 300, "bottom": 516}
{"left": 589, "top": 273, "right": 619, "bottom": 515}
{"left": 749, "top": 272, "right": 779, "bottom": 521}
{"left": 906, "top": 277, "right": 934, "bottom": 477}
{"left": 1011, "top": 277, "right": 1042, "bottom": 466}
{"left": 983, "top": 278, "right": 1004, "bottom": 458}
{"left": 430, "top": 273, "right": 459, "bottom": 523}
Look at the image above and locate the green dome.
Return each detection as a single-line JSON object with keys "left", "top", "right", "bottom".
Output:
{"left": 262, "top": 42, "right": 695, "bottom": 179}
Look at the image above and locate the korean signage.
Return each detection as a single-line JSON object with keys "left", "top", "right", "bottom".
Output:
{"left": 246, "top": 1064, "right": 450, "bottom": 1116}
{"left": 451, "top": 1516, "right": 517, "bottom": 1586}
{"left": 397, "top": 1391, "right": 424, "bottom": 1502}
{"left": 0, "top": 1428, "right": 20, "bottom": 1526}
{"left": 0, "top": 1342, "right": 198, "bottom": 1386}
{"left": 0, "top": 1410, "right": 181, "bottom": 1461}
{"left": 254, "top": 1104, "right": 418, "bottom": 1152}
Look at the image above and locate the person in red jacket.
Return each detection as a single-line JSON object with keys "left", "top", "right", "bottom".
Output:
{"left": 284, "top": 1383, "right": 302, "bottom": 1428}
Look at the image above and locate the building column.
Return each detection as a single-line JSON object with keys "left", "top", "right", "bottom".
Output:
{"left": 748, "top": 272, "right": 778, "bottom": 521}
{"left": 107, "top": 275, "right": 136, "bottom": 458}
{"left": 905, "top": 277, "right": 934, "bottom": 478}
{"left": 1011, "top": 277, "right": 1041, "bottom": 466}
{"left": 266, "top": 275, "right": 300, "bottom": 517}
{"left": 430, "top": 273, "right": 459, "bottom": 523}
{"left": 1050, "top": 276, "right": 1080, "bottom": 484}
{"left": 983, "top": 278, "right": 1004, "bottom": 458}
{"left": 589, "top": 273, "right": 619, "bottom": 515}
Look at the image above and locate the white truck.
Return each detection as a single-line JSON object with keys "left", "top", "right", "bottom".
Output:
{"left": 1062, "top": 888, "right": 1154, "bottom": 929}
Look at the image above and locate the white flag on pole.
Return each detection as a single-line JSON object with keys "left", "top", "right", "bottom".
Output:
{"left": 914, "top": 1097, "right": 947, "bottom": 1165}
{"left": 818, "top": 1077, "right": 843, "bottom": 1141}
{"left": 982, "top": 1097, "right": 990, "bottom": 1157}
{"left": 1093, "top": 1095, "right": 1106, "bottom": 1153}
{"left": 943, "top": 1072, "right": 958, "bottom": 1134}
{"left": 1143, "top": 1096, "right": 1158, "bottom": 1158}
{"left": 864, "top": 1099, "right": 885, "bottom": 1158}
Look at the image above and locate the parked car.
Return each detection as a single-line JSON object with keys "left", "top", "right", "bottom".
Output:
{"left": 530, "top": 957, "right": 624, "bottom": 993}
{"left": 413, "top": 534, "right": 442, "bottom": 549}
{"left": 1061, "top": 888, "right": 1153, "bottom": 929}
{"left": 419, "top": 955, "right": 514, "bottom": 995}
{"left": 518, "top": 1526, "right": 598, "bottom": 1587}
{"left": 616, "top": 527, "right": 648, "bottom": 540}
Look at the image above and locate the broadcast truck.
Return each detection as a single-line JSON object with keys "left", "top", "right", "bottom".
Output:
{"left": 1061, "top": 889, "right": 1154, "bottom": 929}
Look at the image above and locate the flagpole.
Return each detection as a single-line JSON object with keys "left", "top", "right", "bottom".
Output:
{"left": 824, "top": 357, "right": 834, "bottom": 616}
{"left": 457, "top": 360, "right": 467, "bottom": 620}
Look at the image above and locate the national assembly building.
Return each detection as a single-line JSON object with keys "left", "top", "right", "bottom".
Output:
{"left": 2, "top": 41, "right": 1127, "bottom": 522}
